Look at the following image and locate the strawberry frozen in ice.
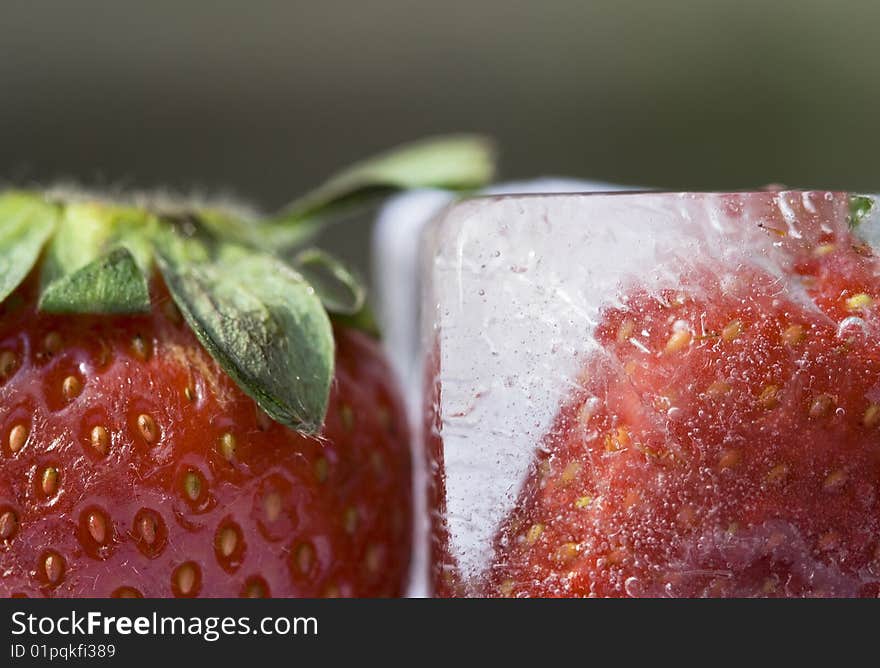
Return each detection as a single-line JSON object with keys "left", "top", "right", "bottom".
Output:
{"left": 426, "top": 190, "right": 880, "bottom": 597}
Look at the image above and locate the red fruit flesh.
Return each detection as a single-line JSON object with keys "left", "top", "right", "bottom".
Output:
{"left": 0, "top": 279, "right": 411, "bottom": 598}
{"left": 442, "top": 193, "right": 880, "bottom": 597}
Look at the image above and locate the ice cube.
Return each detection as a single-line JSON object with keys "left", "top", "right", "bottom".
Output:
{"left": 373, "top": 179, "right": 632, "bottom": 597}
{"left": 422, "top": 191, "right": 880, "bottom": 597}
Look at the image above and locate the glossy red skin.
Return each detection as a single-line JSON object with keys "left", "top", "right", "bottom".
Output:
{"left": 472, "top": 195, "right": 880, "bottom": 597}
{"left": 0, "top": 280, "right": 411, "bottom": 598}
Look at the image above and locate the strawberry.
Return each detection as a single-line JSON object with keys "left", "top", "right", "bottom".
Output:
{"left": 0, "top": 136, "right": 495, "bottom": 597}
{"left": 472, "top": 191, "right": 880, "bottom": 597}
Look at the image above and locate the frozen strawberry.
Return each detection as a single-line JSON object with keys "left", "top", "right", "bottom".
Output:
{"left": 479, "top": 193, "right": 880, "bottom": 597}
{"left": 0, "top": 136, "right": 495, "bottom": 597}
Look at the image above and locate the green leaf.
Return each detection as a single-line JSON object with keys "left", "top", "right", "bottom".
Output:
{"left": 0, "top": 192, "right": 59, "bottom": 303}
{"left": 265, "top": 134, "right": 496, "bottom": 246}
{"left": 41, "top": 201, "right": 157, "bottom": 283}
{"left": 155, "top": 233, "right": 334, "bottom": 433}
{"left": 849, "top": 195, "right": 875, "bottom": 229}
{"left": 293, "top": 248, "right": 365, "bottom": 315}
{"left": 39, "top": 247, "right": 150, "bottom": 314}
{"left": 39, "top": 200, "right": 159, "bottom": 315}
{"left": 195, "top": 208, "right": 317, "bottom": 254}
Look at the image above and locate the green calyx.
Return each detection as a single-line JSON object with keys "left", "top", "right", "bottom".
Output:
{"left": 0, "top": 134, "right": 496, "bottom": 433}
{"left": 848, "top": 194, "right": 875, "bottom": 229}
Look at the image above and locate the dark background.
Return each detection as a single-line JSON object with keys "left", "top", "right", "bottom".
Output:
{"left": 1, "top": 0, "right": 876, "bottom": 277}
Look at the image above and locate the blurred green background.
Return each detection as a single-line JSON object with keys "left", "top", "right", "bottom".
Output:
{"left": 1, "top": 0, "right": 876, "bottom": 277}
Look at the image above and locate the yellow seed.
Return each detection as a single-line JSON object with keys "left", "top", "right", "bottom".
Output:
{"left": 766, "top": 463, "right": 789, "bottom": 484}
{"left": 175, "top": 563, "right": 197, "bottom": 596}
{"left": 782, "top": 324, "right": 806, "bottom": 346}
{"left": 605, "top": 426, "right": 631, "bottom": 452}
{"left": 824, "top": 469, "right": 848, "bottom": 491}
{"left": 86, "top": 511, "right": 107, "bottom": 544}
{"left": 499, "top": 579, "right": 515, "bottom": 597}
{"left": 526, "top": 523, "right": 544, "bottom": 545}
{"left": 846, "top": 293, "right": 874, "bottom": 310}
{"left": 264, "top": 492, "right": 282, "bottom": 522}
{"left": 604, "top": 432, "right": 617, "bottom": 451}
{"left": 8, "top": 424, "right": 27, "bottom": 453}
{"left": 664, "top": 329, "right": 692, "bottom": 354}
{"left": 243, "top": 578, "right": 267, "bottom": 598}
{"left": 365, "top": 544, "right": 383, "bottom": 572}
{"left": 377, "top": 405, "right": 393, "bottom": 431}
{"left": 183, "top": 471, "right": 202, "bottom": 502}
{"left": 113, "top": 586, "right": 142, "bottom": 598}
{"left": 218, "top": 526, "right": 238, "bottom": 557}
{"left": 295, "top": 542, "right": 314, "bottom": 575}
{"left": 721, "top": 319, "right": 743, "bottom": 342}
{"left": 537, "top": 459, "right": 552, "bottom": 480}
{"left": 90, "top": 426, "right": 109, "bottom": 456}
{"left": 718, "top": 449, "right": 741, "bottom": 470}
{"left": 760, "top": 224, "right": 787, "bottom": 238}
{"left": 814, "top": 243, "right": 836, "bottom": 256}
{"left": 762, "top": 577, "right": 779, "bottom": 594}
{"left": 616, "top": 319, "right": 635, "bottom": 343}
{"left": 43, "top": 332, "right": 61, "bottom": 355}
{"left": 706, "top": 380, "right": 731, "bottom": 397}
{"left": 0, "top": 350, "right": 16, "bottom": 377}
{"left": 574, "top": 496, "right": 593, "bottom": 509}
{"left": 94, "top": 341, "right": 111, "bottom": 367}
{"left": 759, "top": 384, "right": 780, "bottom": 409}
{"left": 560, "top": 461, "right": 581, "bottom": 484}
{"left": 0, "top": 509, "right": 18, "bottom": 539}
{"left": 314, "top": 457, "right": 329, "bottom": 483}
{"left": 62, "top": 376, "right": 81, "bottom": 400}
{"left": 137, "top": 414, "right": 159, "bottom": 444}
{"left": 138, "top": 514, "right": 157, "bottom": 545}
{"left": 184, "top": 386, "right": 195, "bottom": 402}
{"left": 343, "top": 506, "right": 358, "bottom": 534}
{"left": 605, "top": 548, "right": 626, "bottom": 565}
{"left": 218, "top": 432, "right": 236, "bottom": 460}
{"left": 864, "top": 404, "right": 880, "bottom": 428}
{"left": 131, "top": 335, "right": 150, "bottom": 361}
{"left": 340, "top": 404, "right": 354, "bottom": 430}
{"left": 43, "top": 552, "right": 64, "bottom": 584}
{"left": 41, "top": 467, "right": 59, "bottom": 496}
{"left": 809, "top": 394, "right": 835, "bottom": 418}
{"left": 555, "top": 542, "right": 580, "bottom": 564}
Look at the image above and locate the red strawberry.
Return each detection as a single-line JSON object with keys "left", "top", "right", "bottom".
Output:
{"left": 0, "top": 279, "right": 410, "bottom": 597}
{"left": 464, "top": 192, "right": 880, "bottom": 597}
{"left": 0, "top": 136, "right": 495, "bottom": 597}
